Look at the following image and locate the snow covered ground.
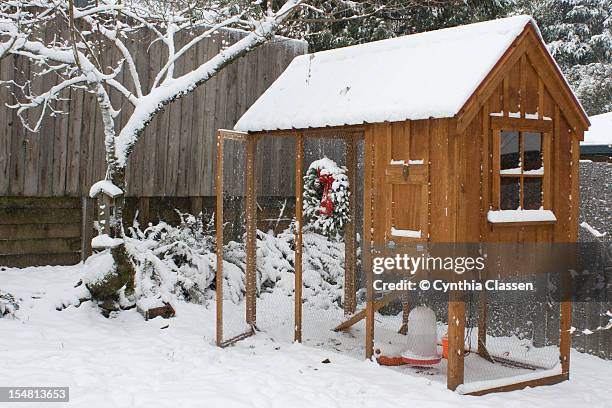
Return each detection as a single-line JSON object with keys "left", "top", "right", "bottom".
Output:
{"left": 1, "top": 263, "right": 611, "bottom": 408}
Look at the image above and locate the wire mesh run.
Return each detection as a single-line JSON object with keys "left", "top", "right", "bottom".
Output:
{"left": 216, "top": 135, "right": 253, "bottom": 347}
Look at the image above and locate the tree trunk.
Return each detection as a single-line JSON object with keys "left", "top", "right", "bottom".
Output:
{"left": 87, "top": 84, "right": 136, "bottom": 304}
{"left": 110, "top": 164, "right": 135, "bottom": 298}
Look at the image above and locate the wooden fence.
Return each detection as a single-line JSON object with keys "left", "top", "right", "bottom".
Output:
{"left": 0, "top": 27, "right": 307, "bottom": 198}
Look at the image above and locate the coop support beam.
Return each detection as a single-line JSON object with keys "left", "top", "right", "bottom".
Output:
{"left": 560, "top": 268, "right": 573, "bottom": 377}
{"left": 245, "top": 136, "right": 258, "bottom": 327}
{"left": 365, "top": 265, "right": 375, "bottom": 359}
{"left": 363, "top": 129, "right": 375, "bottom": 360}
{"left": 215, "top": 131, "right": 224, "bottom": 347}
{"left": 294, "top": 132, "right": 304, "bottom": 343}
{"left": 398, "top": 293, "right": 410, "bottom": 335}
{"left": 334, "top": 291, "right": 403, "bottom": 332}
{"left": 447, "top": 291, "right": 465, "bottom": 391}
{"left": 344, "top": 135, "right": 358, "bottom": 315}
{"left": 477, "top": 291, "right": 490, "bottom": 359}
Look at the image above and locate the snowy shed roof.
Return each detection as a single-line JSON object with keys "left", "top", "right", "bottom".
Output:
{"left": 235, "top": 15, "right": 540, "bottom": 132}
{"left": 581, "top": 112, "right": 612, "bottom": 146}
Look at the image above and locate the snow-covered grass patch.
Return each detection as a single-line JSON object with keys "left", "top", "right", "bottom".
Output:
{"left": 1, "top": 265, "right": 611, "bottom": 407}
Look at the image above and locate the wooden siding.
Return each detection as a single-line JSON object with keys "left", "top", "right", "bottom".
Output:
{"left": 366, "top": 118, "right": 457, "bottom": 243}
{"left": 0, "top": 29, "right": 307, "bottom": 198}
{"left": 468, "top": 33, "right": 583, "bottom": 244}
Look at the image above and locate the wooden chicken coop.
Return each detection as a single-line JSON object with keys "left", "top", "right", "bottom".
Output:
{"left": 215, "top": 15, "right": 589, "bottom": 395}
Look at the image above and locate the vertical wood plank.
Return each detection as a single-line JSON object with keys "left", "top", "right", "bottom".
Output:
{"left": 447, "top": 292, "right": 465, "bottom": 391}
{"left": 344, "top": 134, "right": 357, "bottom": 315}
{"left": 364, "top": 126, "right": 376, "bottom": 359}
{"left": 294, "top": 132, "right": 304, "bottom": 343}
{"left": 520, "top": 54, "right": 527, "bottom": 117}
{"left": 477, "top": 292, "right": 489, "bottom": 357}
{"left": 143, "top": 30, "right": 160, "bottom": 197}
{"left": 492, "top": 129, "right": 501, "bottom": 209}
{"left": 0, "top": 56, "right": 11, "bottom": 194}
{"left": 481, "top": 103, "right": 490, "bottom": 240}
{"left": 202, "top": 33, "right": 220, "bottom": 196}
{"left": 65, "top": 87, "right": 83, "bottom": 195}
{"left": 177, "top": 30, "right": 195, "bottom": 197}
{"left": 215, "top": 131, "right": 224, "bottom": 346}
{"left": 245, "top": 135, "right": 257, "bottom": 326}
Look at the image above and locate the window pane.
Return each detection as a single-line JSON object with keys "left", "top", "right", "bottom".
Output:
{"left": 500, "top": 177, "right": 520, "bottom": 210}
{"left": 524, "top": 132, "right": 543, "bottom": 173}
{"left": 524, "top": 177, "right": 543, "bottom": 210}
{"left": 500, "top": 130, "right": 520, "bottom": 172}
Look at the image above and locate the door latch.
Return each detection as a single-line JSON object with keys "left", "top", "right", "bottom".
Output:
{"left": 402, "top": 164, "right": 409, "bottom": 178}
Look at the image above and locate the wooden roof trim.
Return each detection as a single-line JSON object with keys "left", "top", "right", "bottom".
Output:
{"left": 456, "top": 24, "right": 590, "bottom": 134}
{"left": 524, "top": 29, "right": 590, "bottom": 128}
{"left": 522, "top": 35, "right": 589, "bottom": 132}
{"left": 247, "top": 124, "right": 366, "bottom": 138}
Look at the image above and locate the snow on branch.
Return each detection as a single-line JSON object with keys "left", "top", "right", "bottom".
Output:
{"left": 2, "top": 0, "right": 306, "bottom": 169}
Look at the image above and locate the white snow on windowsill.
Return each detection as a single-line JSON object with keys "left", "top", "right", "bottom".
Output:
{"left": 92, "top": 234, "right": 124, "bottom": 249}
{"left": 391, "top": 227, "right": 421, "bottom": 238}
{"left": 89, "top": 180, "right": 123, "bottom": 198}
{"left": 487, "top": 209, "right": 556, "bottom": 224}
{"left": 501, "top": 167, "right": 544, "bottom": 175}
{"left": 390, "top": 159, "right": 424, "bottom": 165}
{"left": 456, "top": 364, "right": 562, "bottom": 394}
{"left": 580, "top": 222, "right": 607, "bottom": 238}
{"left": 490, "top": 111, "right": 552, "bottom": 121}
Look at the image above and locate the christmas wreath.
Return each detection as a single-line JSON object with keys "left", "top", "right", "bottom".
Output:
{"left": 303, "top": 157, "right": 350, "bottom": 238}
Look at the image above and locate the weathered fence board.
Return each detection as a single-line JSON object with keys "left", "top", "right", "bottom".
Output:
{"left": 0, "top": 197, "right": 82, "bottom": 267}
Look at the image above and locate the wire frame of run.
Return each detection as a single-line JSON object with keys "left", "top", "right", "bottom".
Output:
{"left": 216, "top": 130, "right": 257, "bottom": 347}
{"left": 297, "top": 133, "right": 366, "bottom": 358}
{"left": 215, "top": 127, "right": 366, "bottom": 348}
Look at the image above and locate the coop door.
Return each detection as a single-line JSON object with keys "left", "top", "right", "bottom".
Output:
{"left": 385, "top": 160, "right": 428, "bottom": 242}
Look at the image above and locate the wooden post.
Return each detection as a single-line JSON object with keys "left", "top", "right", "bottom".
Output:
{"left": 245, "top": 136, "right": 257, "bottom": 327}
{"left": 447, "top": 291, "right": 466, "bottom": 391}
{"left": 344, "top": 135, "right": 357, "bottom": 315}
{"left": 398, "top": 294, "right": 410, "bottom": 335}
{"left": 364, "top": 131, "right": 375, "bottom": 359}
{"left": 477, "top": 291, "right": 493, "bottom": 361}
{"left": 294, "top": 133, "right": 304, "bottom": 343}
{"left": 215, "top": 131, "right": 224, "bottom": 347}
{"left": 559, "top": 301, "right": 572, "bottom": 377}
{"left": 560, "top": 260, "right": 573, "bottom": 377}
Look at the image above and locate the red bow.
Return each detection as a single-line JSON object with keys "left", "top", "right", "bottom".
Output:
{"left": 317, "top": 169, "right": 334, "bottom": 216}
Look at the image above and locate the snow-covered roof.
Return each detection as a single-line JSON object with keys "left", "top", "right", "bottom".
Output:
{"left": 581, "top": 112, "right": 612, "bottom": 146}
{"left": 235, "top": 15, "right": 538, "bottom": 132}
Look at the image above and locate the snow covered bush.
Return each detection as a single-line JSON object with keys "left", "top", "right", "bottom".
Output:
{"left": 126, "top": 211, "right": 217, "bottom": 307}
{"left": 81, "top": 209, "right": 348, "bottom": 315}
{"left": 0, "top": 290, "right": 19, "bottom": 318}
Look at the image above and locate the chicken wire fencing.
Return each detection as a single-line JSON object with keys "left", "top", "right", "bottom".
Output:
{"left": 251, "top": 132, "right": 365, "bottom": 357}
{"left": 253, "top": 134, "right": 297, "bottom": 343}
{"left": 217, "top": 136, "right": 252, "bottom": 347}
{"left": 370, "top": 279, "right": 561, "bottom": 390}
{"left": 216, "top": 131, "right": 564, "bottom": 393}
{"left": 292, "top": 134, "right": 367, "bottom": 358}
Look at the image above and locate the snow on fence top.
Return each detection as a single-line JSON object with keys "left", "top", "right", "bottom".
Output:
{"left": 89, "top": 180, "right": 123, "bottom": 198}
{"left": 235, "top": 15, "right": 537, "bottom": 132}
{"left": 581, "top": 112, "right": 612, "bottom": 146}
